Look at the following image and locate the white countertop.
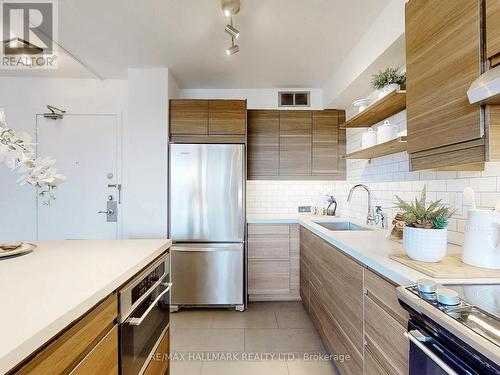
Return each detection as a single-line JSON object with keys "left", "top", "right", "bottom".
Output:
{"left": 247, "top": 214, "right": 500, "bottom": 286}
{"left": 0, "top": 239, "right": 171, "bottom": 374}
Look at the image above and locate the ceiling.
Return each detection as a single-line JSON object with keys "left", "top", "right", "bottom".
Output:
{"left": 1, "top": 0, "right": 390, "bottom": 88}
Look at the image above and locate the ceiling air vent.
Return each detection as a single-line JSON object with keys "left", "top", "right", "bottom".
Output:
{"left": 278, "top": 91, "right": 310, "bottom": 107}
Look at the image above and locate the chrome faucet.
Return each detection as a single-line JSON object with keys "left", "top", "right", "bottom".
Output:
{"left": 347, "top": 184, "right": 375, "bottom": 225}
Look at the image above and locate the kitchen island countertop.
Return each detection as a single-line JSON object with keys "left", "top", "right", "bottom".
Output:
{"left": 0, "top": 239, "right": 171, "bottom": 374}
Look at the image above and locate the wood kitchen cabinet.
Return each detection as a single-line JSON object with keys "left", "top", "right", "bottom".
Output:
{"left": 299, "top": 227, "right": 364, "bottom": 375}
{"left": 248, "top": 224, "right": 300, "bottom": 300}
{"left": 169, "top": 99, "right": 246, "bottom": 143}
{"left": 486, "top": 0, "right": 500, "bottom": 67}
{"left": 279, "top": 111, "right": 312, "bottom": 176}
{"left": 170, "top": 99, "right": 209, "bottom": 135}
{"left": 405, "top": 0, "right": 500, "bottom": 170}
{"left": 247, "top": 109, "right": 346, "bottom": 179}
{"left": 12, "top": 294, "right": 118, "bottom": 375}
{"left": 247, "top": 110, "right": 280, "bottom": 177}
{"left": 299, "top": 227, "right": 409, "bottom": 375}
{"left": 363, "top": 269, "right": 409, "bottom": 375}
{"left": 312, "top": 110, "right": 345, "bottom": 178}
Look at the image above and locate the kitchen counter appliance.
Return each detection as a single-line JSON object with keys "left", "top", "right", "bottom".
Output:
{"left": 169, "top": 144, "right": 245, "bottom": 311}
{"left": 398, "top": 281, "right": 500, "bottom": 375}
{"left": 119, "top": 253, "right": 171, "bottom": 375}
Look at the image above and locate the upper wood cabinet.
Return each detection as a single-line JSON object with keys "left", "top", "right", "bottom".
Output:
{"left": 247, "top": 109, "right": 346, "bottom": 179}
{"left": 208, "top": 100, "right": 246, "bottom": 135}
{"left": 406, "top": 0, "right": 482, "bottom": 155}
{"left": 312, "top": 111, "right": 345, "bottom": 178}
{"left": 169, "top": 99, "right": 246, "bottom": 142}
{"left": 170, "top": 99, "right": 209, "bottom": 135}
{"left": 486, "top": 0, "right": 500, "bottom": 67}
{"left": 247, "top": 110, "right": 280, "bottom": 177}
{"left": 405, "top": 0, "right": 500, "bottom": 171}
{"left": 280, "top": 111, "right": 312, "bottom": 176}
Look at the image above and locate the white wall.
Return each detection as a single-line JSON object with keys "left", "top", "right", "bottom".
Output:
{"left": 179, "top": 88, "right": 324, "bottom": 109}
{"left": 0, "top": 77, "right": 127, "bottom": 242}
{"left": 125, "top": 68, "right": 170, "bottom": 238}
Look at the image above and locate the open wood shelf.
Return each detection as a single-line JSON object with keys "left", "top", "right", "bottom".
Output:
{"left": 341, "top": 90, "right": 406, "bottom": 128}
{"left": 344, "top": 136, "right": 407, "bottom": 159}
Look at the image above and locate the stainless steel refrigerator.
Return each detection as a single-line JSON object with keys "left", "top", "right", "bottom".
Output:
{"left": 169, "top": 143, "right": 245, "bottom": 311}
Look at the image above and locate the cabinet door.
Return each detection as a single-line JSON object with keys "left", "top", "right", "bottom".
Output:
{"left": 248, "top": 110, "right": 280, "bottom": 177}
{"left": 208, "top": 100, "right": 246, "bottom": 135}
{"left": 70, "top": 326, "right": 118, "bottom": 375}
{"left": 312, "top": 110, "right": 340, "bottom": 176}
{"left": 406, "top": 0, "right": 482, "bottom": 154}
{"left": 279, "top": 111, "right": 312, "bottom": 176}
{"left": 486, "top": 0, "right": 500, "bottom": 66}
{"left": 248, "top": 259, "right": 290, "bottom": 295}
{"left": 364, "top": 296, "right": 409, "bottom": 375}
{"left": 170, "top": 99, "right": 208, "bottom": 135}
{"left": 321, "top": 241, "right": 364, "bottom": 354}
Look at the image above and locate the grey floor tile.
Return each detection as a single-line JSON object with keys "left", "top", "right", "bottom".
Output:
{"left": 210, "top": 310, "right": 278, "bottom": 328}
{"left": 170, "top": 360, "right": 203, "bottom": 375}
{"left": 287, "top": 359, "right": 338, "bottom": 375}
{"left": 275, "top": 310, "right": 314, "bottom": 329}
{"left": 172, "top": 328, "right": 245, "bottom": 352}
{"left": 245, "top": 328, "right": 324, "bottom": 353}
{"left": 171, "top": 309, "right": 217, "bottom": 330}
{"left": 247, "top": 301, "right": 306, "bottom": 312}
{"left": 200, "top": 361, "right": 289, "bottom": 375}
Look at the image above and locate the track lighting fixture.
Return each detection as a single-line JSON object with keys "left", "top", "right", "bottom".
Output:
{"left": 221, "top": 0, "right": 241, "bottom": 55}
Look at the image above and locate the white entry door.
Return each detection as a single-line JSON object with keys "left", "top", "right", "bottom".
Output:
{"left": 36, "top": 114, "right": 121, "bottom": 240}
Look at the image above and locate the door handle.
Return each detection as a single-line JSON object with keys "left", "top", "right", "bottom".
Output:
{"left": 98, "top": 209, "right": 114, "bottom": 215}
{"left": 98, "top": 200, "right": 118, "bottom": 222}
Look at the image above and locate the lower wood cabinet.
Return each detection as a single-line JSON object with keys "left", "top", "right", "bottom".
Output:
{"left": 13, "top": 294, "right": 118, "bottom": 375}
{"left": 363, "top": 270, "right": 409, "bottom": 375}
{"left": 248, "top": 224, "right": 300, "bottom": 300}
{"left": 299, "top": 227, "right": 409, "bottom": 375}
{"left": 299, "top": 227, "right": 364, "bottom": 375}
{"left": 70, "top": 325, "right": 118, "bottom": 375}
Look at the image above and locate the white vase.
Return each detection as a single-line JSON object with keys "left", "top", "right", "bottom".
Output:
{"left": 377, "top": 83, "right": 400, "bottom": 99}
{"left": 403, "top": 226, "right": 448, "bottom": 262}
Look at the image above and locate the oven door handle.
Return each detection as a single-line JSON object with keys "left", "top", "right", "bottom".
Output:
{"left": 404, "top": 330, "right": 458, "bottom": 375}
{"left": 126, "top": 282, "right": 173, "bottom": 326}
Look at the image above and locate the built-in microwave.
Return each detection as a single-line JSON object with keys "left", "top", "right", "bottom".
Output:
{"left": 119, "top": 253, "right": 171, "bottom": 375}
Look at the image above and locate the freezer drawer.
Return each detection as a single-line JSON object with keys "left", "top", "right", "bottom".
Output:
{"left": 169, "top": 144, "right": 245, "bottom": 242}
{"left": 171, "top": 243, "right": 244, "bottom": 306}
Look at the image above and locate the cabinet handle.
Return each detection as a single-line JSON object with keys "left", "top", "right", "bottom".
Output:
{"left": 404, "top": 330, "right": 458, "bottom": 375}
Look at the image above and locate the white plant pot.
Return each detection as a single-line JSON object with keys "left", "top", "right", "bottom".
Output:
{"left": 403, "top": 227, "right": 448, "bottom": 262}
{"left": 377, "top": 83, "right": 400, "bottom": 99}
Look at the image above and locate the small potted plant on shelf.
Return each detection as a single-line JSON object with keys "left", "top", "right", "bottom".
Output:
{"left": 394, "top": 186, "right": 454, "bottom": 262}
{"left": 371, "top": 67, "right": 406, "bottom": 99}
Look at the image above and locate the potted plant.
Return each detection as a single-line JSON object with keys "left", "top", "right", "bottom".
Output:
{"left": 394, "top": 186, "right": 454, "bottom": 262}
{"left": 371, "top": 67, "right": 406, "bottom": 99}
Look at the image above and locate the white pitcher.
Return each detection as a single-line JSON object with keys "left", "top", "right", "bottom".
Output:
{"left": 462, "top": 209, "right": 500, "bottom": 269}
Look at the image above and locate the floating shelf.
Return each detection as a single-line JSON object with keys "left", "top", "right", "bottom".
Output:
{"left": 344, "top": 136, "right": 407, "bottom": 159}
{"left": 341, "top": 90, "right": 406, "bottom": 128}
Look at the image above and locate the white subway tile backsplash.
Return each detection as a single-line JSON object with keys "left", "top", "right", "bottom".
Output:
{"left": 247, "top": 110, "right": 500, "bottom": 246}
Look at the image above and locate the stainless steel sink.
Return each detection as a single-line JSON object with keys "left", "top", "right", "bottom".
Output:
{"left": 313, "top": 221, "right": 371, "bottom": 231}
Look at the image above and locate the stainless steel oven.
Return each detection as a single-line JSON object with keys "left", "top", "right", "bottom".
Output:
{"left": 119, "top": 253, "right": 171, "bottom": 375}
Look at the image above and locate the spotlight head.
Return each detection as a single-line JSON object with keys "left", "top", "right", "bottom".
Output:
{"left": 225, "top": 24, "right": 240, "bottom": 39}
{"left": 226, "top": 44, "right": 239, "bottom": 56}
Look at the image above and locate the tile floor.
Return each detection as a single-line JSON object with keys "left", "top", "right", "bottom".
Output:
{"left": 170, "top": 302, "right": 338, "bottom": 375}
